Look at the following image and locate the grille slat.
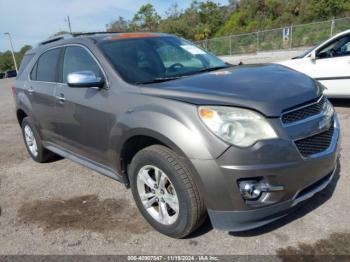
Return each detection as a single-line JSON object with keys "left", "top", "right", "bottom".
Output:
{"left": 282, "top": 97, "right": 326, "bottom": 124}
{"left": 295, "top": 125, "right": 334, "bottom": 157}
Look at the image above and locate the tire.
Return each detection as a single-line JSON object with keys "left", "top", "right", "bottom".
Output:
{"left": 129, "top": 145, "right": 206, "bottom": 238}
{"left": 21, "top": 117, "right": 57, "bottom": 163}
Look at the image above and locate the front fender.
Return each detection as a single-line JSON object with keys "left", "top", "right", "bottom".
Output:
{"left": 115, "top": 99, "right": 229, "bottom": 161}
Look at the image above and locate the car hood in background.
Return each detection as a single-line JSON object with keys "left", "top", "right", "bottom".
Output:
{"left": 140, "top": 64, "right": 322, "bottom": 117}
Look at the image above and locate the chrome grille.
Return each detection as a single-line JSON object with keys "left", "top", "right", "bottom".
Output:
{"left": 282, "top": 96, "right": 327, "bottom": 124}
{"left": 294, "top": 123, "right": 334, "bottom": 157}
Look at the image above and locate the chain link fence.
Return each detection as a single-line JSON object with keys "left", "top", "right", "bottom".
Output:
{"left": 196, "top": 16, "right": 350, "bottom": 55}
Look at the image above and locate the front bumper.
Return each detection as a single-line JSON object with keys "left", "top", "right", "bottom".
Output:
{"left": 190, "top": 114, "right": 340, "bottom": 232}
{"left": 208, "top": 167, "right": 336, "bottom": 231}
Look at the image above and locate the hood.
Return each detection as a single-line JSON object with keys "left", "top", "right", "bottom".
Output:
{"left": 140, "top": 64, "right": 322, "bottom": 117}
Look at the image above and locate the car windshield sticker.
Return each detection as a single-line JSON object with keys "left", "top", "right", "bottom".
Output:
{"left": 180, "top": 45, "right": 206, "bottom": 55}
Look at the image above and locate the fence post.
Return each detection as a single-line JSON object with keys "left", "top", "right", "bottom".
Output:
{"left": 229, "top": 35, "right": 232, "bottom": 55}
{"left": 256, "top": 31, "right": 259, "bottom": 52}
{"left": 290, "top": 25, "right": 293, "bottom": 49}
{"left": 330, "top": 18, "right": 335, "bottom": 37}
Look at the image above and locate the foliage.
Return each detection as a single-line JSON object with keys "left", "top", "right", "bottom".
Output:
{"left": 130, "top": 4, "right": 161, "bottom": 31}
{"left": 106, "top": 1, "right": 227, "bottom": 41}
{"left": 107, "top": 16, "right": 131, "bottom": 32}
{"left": 217, "top": 0, "right": 350, "bottom": 36}
{"left": 105, "top": 0, "right": 350, "bottom": 44}
{"left": 0, "top": 45, "right": 32, "bottom": 72}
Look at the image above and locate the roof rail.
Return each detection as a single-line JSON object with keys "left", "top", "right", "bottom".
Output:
{"left": 38, "top": 31, "right": 122, "bottom": 46}
{"left": 39, "top": 34, "right": 73, "bottom": 46}
{"left": 72, "top": 31, "right": 121, "bottom": 37}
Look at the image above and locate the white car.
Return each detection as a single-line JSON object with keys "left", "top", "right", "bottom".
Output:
{"left": 277, "top": 29, "right": 350, "bottom": 98}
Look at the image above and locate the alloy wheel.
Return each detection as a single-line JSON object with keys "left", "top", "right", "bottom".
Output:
{"left": 136, "top": 165, "right": 179, "bottom": 225}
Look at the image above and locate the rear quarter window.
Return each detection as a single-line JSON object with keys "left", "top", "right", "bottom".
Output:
{"left": 31, "top": 48, "right": 61, "bottom": 82}
{"left": 17, "top": 54, "right": 34, "bottom": 77}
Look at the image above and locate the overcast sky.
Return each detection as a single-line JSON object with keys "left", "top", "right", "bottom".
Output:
{"left": 0, "top": 0, "right": 228, "bottom": 52}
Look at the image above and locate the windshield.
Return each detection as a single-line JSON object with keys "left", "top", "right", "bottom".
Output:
{"left": 292, "top": 46, "right": 316, "bottom": 59}
{"left": 99, "top": 36, "right": 227, "bottom": 84}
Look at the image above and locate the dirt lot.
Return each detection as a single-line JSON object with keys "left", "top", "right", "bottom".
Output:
{"left": 0, "top": 78, "right": 350, "bottom": 255}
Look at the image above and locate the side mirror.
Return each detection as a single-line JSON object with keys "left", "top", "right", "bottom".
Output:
{"left": 67, "top": 71, "right": 105, "bottom": 88}
{"left": 309, "top": 51, "right": 316, "bottom": 60}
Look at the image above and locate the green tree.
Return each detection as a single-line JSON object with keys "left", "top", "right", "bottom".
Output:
{"left": 107, "top": 16, "right": 130, "bottom": 32}
{"left": 311, "top": 0, "right": 350, "bottom": 19}
{"left": 0, "top": 51, "right": 14, "bottom": 71}
{"left": 0, "top": 45, "right": 32, "bottom": 72}
{"left": 130, "top": 4, "right": 161, "bottom": 31}
{"left": 104, "top": 0, "right": 350, "bottom": 44}
{"left": 196, "top": 1, "right": 223, "bottom": 40}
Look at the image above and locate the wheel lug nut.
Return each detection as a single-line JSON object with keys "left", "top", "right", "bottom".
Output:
{"left": 151, "top": 189, "right": 155, "bottom": 194}
{"left": 160, "top": 190, "right": 164, "bottom": 194}
{"left": 155, "top": 197, "right": 159, "bottom": 202}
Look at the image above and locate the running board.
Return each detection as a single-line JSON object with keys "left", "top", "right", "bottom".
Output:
{"left": 45, "top": 143, "right": 122, "bottom": 182}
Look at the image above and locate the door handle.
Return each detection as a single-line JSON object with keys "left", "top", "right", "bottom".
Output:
{"left": 55, "top": 94, "right": 66, "bottom": 102}
{"left": 27, "top": 86, "right": 34, "bottom": 94}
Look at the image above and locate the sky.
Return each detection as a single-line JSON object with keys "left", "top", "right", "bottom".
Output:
{"left": 0, "top": 0, "right": 228, "bottom": 52}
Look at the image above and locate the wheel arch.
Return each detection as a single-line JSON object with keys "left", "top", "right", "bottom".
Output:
{"left": 118, "top": 129, "right": 201, "bottom": 190}
{"left": 16, "top": 108, "right": 29, "bottom": 126}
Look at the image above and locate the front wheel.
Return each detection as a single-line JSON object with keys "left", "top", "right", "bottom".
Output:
{"left": 129, "top": 145, "right": 206, "bottom": 238}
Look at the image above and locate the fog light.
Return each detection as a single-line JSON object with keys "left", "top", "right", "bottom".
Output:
{"left": 238, "top": 180, "right": 262, "bottom": 200}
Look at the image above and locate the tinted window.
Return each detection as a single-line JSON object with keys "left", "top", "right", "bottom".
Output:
{"left": 32, "top": 48, "right": 61, "bottom": 82}
{"left": 18, "top": 54, "right": 34, "bottom": 76}
{"left": 62, "top": 46, "right": 102, "bottom": 83}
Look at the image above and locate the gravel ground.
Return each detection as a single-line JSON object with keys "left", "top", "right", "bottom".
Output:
{"left": 0, "top": 78, "right": 349, "bottom": 256}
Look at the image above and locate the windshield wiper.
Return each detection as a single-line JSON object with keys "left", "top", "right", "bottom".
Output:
{"left": 198, "top": 65, "right": 231, "bottom": 73}
{"left": 135, "top": 76, "right": 182, "bottom": 85}
{"left": 136, "top": 66, "right": 231, "bottom": 84}
{"left": 180, "top": 65, "right": 231, "bottom": 77}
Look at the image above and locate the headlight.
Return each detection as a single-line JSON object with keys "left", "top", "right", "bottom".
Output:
{"left": 198, "top": 106, "right": 278, "bottom": 147}
{"left": 324, "top": 98, "right": 334, "bottom": 118}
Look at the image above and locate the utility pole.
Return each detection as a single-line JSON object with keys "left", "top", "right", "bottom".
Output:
{"left": 330, "top": 18, "right": 335, "bottom": 37}
{"left": 4, "top": 32, "right": 18, "bottom": 72}
{"left": 66, "top": 16, "right": 72, "bottom": 33}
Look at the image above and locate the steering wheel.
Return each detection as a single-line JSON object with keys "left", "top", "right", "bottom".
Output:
{"left": 168, "top": 63, "right": 184, "bottom": 71}
{"left": 329, "top": 48, "right": 338, "bottom": 57}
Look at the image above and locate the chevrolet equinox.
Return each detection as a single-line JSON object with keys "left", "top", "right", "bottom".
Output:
{"left": 13, "top": 32, "right": 339, "bottom": 238}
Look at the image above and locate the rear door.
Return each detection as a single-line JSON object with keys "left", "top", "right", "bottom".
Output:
{"left": 28, "top": 47, "right": 62, "bottom": 142}
{"left": 54, "top": 45, "right": 114, "bottom": 166}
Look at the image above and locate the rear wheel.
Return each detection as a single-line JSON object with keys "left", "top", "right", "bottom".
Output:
{"left": 129, "top": 145, "right": 206, "bottom": 238}
{"left": 21, "top": 117, "right": 57, "bottom": 163}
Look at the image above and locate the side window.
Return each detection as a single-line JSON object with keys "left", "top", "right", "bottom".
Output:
{"left": 33, "top": 48, "right": 61, "bottom": 82}
{"left": 317, "top": 35, "right": 350, "bottom": 59}
{"left": 62, "top": 46, "right": 102, "bottom": 83}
